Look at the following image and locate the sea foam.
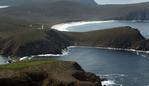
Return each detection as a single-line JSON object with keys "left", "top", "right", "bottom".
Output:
{"left": 102, "top": 80, "right": 116, "bottom": 86}
{"left": 19, "top": 49, "right": 69, "bottom": 61}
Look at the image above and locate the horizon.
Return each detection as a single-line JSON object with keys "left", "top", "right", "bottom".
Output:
{"left": 94, "top": 0, "right": 149, "bottom": 4}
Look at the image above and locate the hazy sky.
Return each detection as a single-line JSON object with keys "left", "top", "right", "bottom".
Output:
{"left": 95, "top": 0, "right": 149, "bottom": 4}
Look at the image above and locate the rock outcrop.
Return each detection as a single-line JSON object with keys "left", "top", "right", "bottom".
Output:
{"left": 0, "top": 60, "right": 102, "bottom": 86}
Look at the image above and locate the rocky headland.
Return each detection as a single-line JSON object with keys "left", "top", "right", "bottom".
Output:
{"left": 0, "top": 26, "right": 148, "bottom": 58}
{"left": 0, "top": 60, "right": 102, "bottom": 86}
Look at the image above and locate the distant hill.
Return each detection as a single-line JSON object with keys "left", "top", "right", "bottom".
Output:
{"left": 0, "top": 0, "right": 149, "bottom": 25}
{"left": 0, "top": 0, "right": 97, "bottom": 6}
{"left": 102, "top": 2, "right": 149, "bottom": 20}
{"left": 0, "top": 0, "right": 99, "bottom": 25}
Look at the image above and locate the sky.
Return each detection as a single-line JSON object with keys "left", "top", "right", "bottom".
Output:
{"left": 94, "top": 0, "right": 149, "bottom": 4}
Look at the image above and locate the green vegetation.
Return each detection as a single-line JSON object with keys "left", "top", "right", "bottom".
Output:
{"left": 0, "top": 29, "right": 71, "bottom": 57}
{"left": 0, "top": 60, "right": 56, "bottom": 69}
{"left": 64, "top": 26, "right": 145, "bottom": 48}
{"left": 13, "top": 29, "right": 48, "bottom": 45}
{"left": 0, "top": 60, "right": 102, "bottom": 86}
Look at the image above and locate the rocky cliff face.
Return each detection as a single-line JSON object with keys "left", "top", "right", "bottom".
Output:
{"left": 0, "top": 60, "right": 102, "bottom": 86}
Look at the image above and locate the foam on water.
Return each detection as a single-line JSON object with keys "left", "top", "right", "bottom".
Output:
{"left": 101, "top": 74, "right": 125, "bottom": 86}
{"left": 19, "top": 49, "right": 69, "bottom": 61}
{"left": 36, "top": 50, "right": 69, "bottom": 57}
{"left": 67, "top": 46, "right": 149, "bottom": 57}
{"left": 102, "top": 80, "right": 117, "bottom": 86}
{"left": 102, "top": 74, "right": 125, "bottom": 77}
{"left": 19, "top": 45, "right": 149, "bottom": 61}
{"left": 20, "top": 56, "right": 33, "bottom": 61}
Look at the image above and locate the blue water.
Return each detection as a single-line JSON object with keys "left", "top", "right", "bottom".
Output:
{"left": 0, "top": 55, "right": 8, "bottom": 64}
{"left": 67, "top": 21, "right": 149, "bottom": 38}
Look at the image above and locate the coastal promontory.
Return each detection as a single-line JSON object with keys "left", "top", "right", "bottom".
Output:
{"left": 0, "top": 26, "right": 148, "bottom": 58}
{"left": 0, "top": 60, "right": 102, "bottom": 86}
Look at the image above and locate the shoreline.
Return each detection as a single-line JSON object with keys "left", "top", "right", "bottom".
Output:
{"left": 68, "top": 46, "right": 149, "bottom": 55}
{"left": 0, "top": 6, "right": 10, "bottom": 9}
{"left": 51, "top": 20, "right": 149, "bottom": 32}
{"left": 19, "top": 49, "right": 69, "bottom": 61}
{"left": 51, "top": 20, "right": 115, "bottom": 31}
{"left": 18, "top": 45, "right": 149, "bottom": 61}
{"left": 4, "top": 20, "right": 149, "bottom": 62}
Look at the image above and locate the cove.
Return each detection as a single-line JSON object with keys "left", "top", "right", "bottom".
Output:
{"left": 51, "top": 21, "right": 149, "bottom": 86}
{"left": 32, "top": 46, "right": 149, "bottom": 86}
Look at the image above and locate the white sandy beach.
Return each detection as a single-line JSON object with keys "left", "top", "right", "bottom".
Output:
{"left": 51, "top": 20, "right": 115, "bottom": 31}
{"left": 0, "top": 6, "right": 10, "bottom": 9}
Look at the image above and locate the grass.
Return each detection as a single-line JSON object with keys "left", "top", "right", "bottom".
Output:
{"left": 65, "top": 26, "right": 144, "bottom": 44}
{"left": 0, "top": 60, "right": 59, "bottom": 70}
{"left": 13, "top": 29, "right": 48, "bottom": 45}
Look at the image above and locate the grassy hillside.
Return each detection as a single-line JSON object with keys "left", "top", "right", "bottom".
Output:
{"left": 64, "top": 26, "right": 145, "bottom": 48}
{"left": 0, "top": 29, "right": 71, "bottom": 58}
{"left": 0, "top": 60, "right": 101, "bottom": 86}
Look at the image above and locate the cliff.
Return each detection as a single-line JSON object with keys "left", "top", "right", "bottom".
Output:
{"left": 0, "top": 60, "right": 102, "bottom": 86}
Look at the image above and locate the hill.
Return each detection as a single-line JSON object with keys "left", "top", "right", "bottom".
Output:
{"left": 0, "top": 0, "right": 149, "bottom": 25}
{"left": 0, "top": 29, "right": 71, "bottom": 58}
{"left": 0, "top": 0, "right": 99, "bottom": 25}
{"left": 0, "top": 26, "right": 148, "bottom": 58}
{"left": 0, "top": 60, "right": 102, "bottom": 86}
{"left": 64, "top": 26, "right": 145, "bottom": 48}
